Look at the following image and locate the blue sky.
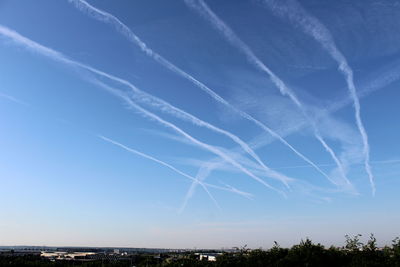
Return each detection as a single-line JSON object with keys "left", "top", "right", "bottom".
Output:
{"left": 1, "top": 0, "right": 400, "bottom": 249}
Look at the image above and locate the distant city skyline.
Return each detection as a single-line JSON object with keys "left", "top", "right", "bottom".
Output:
{"left": 1, "top": 0, "right": 400, "bottom": 248}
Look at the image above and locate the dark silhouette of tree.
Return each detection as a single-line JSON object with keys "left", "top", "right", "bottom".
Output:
{"left": 345, "top": 234, "right": 363, "bottom": 251}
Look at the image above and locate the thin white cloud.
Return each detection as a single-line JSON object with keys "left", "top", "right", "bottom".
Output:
{"left": 159, "top": 117, "right": 355, "bottom": 192}
{"left": 99, "top": 135, "right": 225, "bottom": 209}
{"left": 69, "top": 0, "right": 334, "bottom": 188}
{"left": 176, "top": 65, "right": 400, "bottom": 194}
{"left": 262, "top": 0, "right": 375, "bottom": 194}
{"left": 0, "top": 92, "right": 29, "bottom": 106}
{"left": 0, "top": 24, "right": 288, "bottom": 197}
{"left": 249, "top": 60, "right": 400, "bottom": 153}
{"left": 181, "top": 66, "right": 396, "bottom": 191}
{"left": 1, "top": 21, "right": 276, "bottom": 190}
{"left": 126, "top": 83, "right": 295, "bottom": 188}
{"left": 180, "top": 161, "right": 218, "bottom": 213}
{"left": 180, "top": 158, "right": 258, "bottom": 213}
{"left": 275, "top": 159, "right": 400, "bottom": 171}
{"left": 94, "top": 80, "right": 288, "bottom": 196}
{"left": 184, "top": 0, "right": 350, "bottom": 187}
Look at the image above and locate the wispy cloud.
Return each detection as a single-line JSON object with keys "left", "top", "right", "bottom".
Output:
{"left": 69, "top": 0, "right": 332, "bottom": 189}
{"left": 186, "top": 50, "right": 400, "bottom": 195}
{"left": 178, "top": 150, "right": 357, "bottom": 198}
{"left": 249, "top": 58, "right": 400, "bottom": 153}
{"left": 94, "top": 80, "right": 288, "bottom": 196}
{"left": 275, "top": 159, "right": 400, "bottom": 171}
{"left": 180, "top": 159, "right": 257, "bottom": 213}
{"left": 262, "top": 0, "right": 375, "bottom": 194}
{"left": 0, "top": 92, "right": 29, "bottom": 106}
{"left": 99, "top": 135, "right": 227, "bottom": 209}
{"left": 184, "top": 0, "right": 350, "bottom": 187}
{"left": 180, "top": 161, "right": 219, "bottom": 213}
{"left": 0, "top": 24, "right": 292, "bottom": 197}
{"left": 175, "top": 65, "right": 399, "bottom": 194}
{"left": 68, "top": 1, "right": 301, "bottom": 189}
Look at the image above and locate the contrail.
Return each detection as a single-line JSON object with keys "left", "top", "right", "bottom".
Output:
{"left": 0, "top": 25, "right": 292, "bottom": 192}
{"left": 99, "top": 135, "right": 225, "bottom": 209}
{"left": 0, "top": 25, "right": 290, "bottom": 196}
{"left": 137, "top": 92, "right": 293, "bottom": 188}
{"left": 0, "top": 22, "right": 289, "bottom": 187}
{"left": 274, "top": 159, "right": 400, "bottom": 170}
{"left": 69, "top": 0, "right": 333, "bottom": 185}
{"left": 184, "top": 0, "right": 351, "bottom": 186}
{"left": 261, "top": 0, "right": 375, "bottom": 194}
{"left": 186, "top": 59, "right": 400, "bottom": 189}
{"left": 180, "top": 160, "right": 255, "bottom": 213}
{"left": 0, "top": 92, "right": 29, "bottom": 106}
{"left": 95, "top": 80, "right": 288, "bottom": 196}
{"left": 180, "top": 162, "right": 218, "bottom": 213}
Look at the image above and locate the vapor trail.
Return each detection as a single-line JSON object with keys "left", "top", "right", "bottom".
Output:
{"left": 274, "top": 159, "right": 400, "bottom": 171}
{"left": 99, "top": 135, "right": 224, "bottom": 208}
{"left": 139, "top": 93, "right": 293, "bottom": 187}
{"left": 261, "top": 0, "right": 374, "bottom": 194}
{"left": 0, "top": 92, "right": 28, "bottom": 106}
{"left": 180, "top": 162, "right": 218, "bottom": 213}
{"left": 0, "top": 21, "right": 288, "bottom": 188}
{"left": 68, "top": 0, "right": 332, "bottom": 185}
{"left": 185, "top": 0, "right": 350, "bottom": 186}
{"left": 180, "top": 159, "right": 256, "bottom": 213}
{"left": 95, "top": 80, "right": 287, "bottom": 196}
{"left": 0, "top": 25, "right": 253, "bottom": 204}
{"left": 0, "top": 24, "right": 288, "bottom": 195}
{"left": 188, "top": 59, "right": 400, "bottom": 189}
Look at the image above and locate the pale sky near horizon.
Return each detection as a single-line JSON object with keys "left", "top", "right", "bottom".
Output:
{"left": 1, "top": 0, "right": 400, "bottom": 249}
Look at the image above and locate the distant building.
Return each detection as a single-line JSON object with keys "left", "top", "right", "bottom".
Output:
{"left": 41, "top": 251, "right": 96, "bottom": 261}
{"left": 196, "top": 253, "right": 220, "bottom": 261}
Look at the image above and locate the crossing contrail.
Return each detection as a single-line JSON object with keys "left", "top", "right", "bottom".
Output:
{"left": 181, "top": 58, "right": 400, "bottom": 191}
{"left": 136, "top": 92, "right": 293, "bottom": 187}
{"left": 184, "top": 0, "right": 351, "bottom": 187}
{"left": 94, "top": 80, "right": 289, "bottom": 196}
{"left": 69, "top": 0, "right": 334, "bottom": 185}
{"left": 179, "top": 162, "right": 218, "bottom": 213}
{"left": 261, "top": 0, "right": 375, "bottom": 194}
{"left": 0, "top": 23, "right": 291, "bottom": 187}
{"left": 99, "top": 135, "right": 225, "bottom": 209}
{"left": 0, "top": 24, "right": 289, "bottom": 195}
{"left": 180, "top": 159, "right": 255, "bottom": 213}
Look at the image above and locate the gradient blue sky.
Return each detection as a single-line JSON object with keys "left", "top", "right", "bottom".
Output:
{"left": 1, "top": 0, "right": 400, "bottom": 249}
